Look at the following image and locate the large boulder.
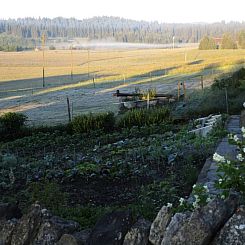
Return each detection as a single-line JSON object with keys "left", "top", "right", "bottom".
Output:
{"left": 34, "top": 214, "right": 80, "bottom": 244}
{"left": 123, "top": 218, "right": 151, "bottom": 245}
{"left": 11, "top": 203, "right": 43, "bottom": 245}
{"left": 87, "top": 210, "right": 134, "bottom": 245}
{"left": 212, "top": 206, "right": 245, "bottom": 245}
{"left": 58, "top": 229, "right": 91, "bottom": 245}
{"left": 148, "top": 206, "right": 172, "bottom": 245}
{"left": 161, "top": 194, "right": 239, "bottom": 245}
{"left": 2, "top": 203, "right": 80, "bottom": 245}
{"left": 0, "top": 219, "right": 19, "bottom": 245}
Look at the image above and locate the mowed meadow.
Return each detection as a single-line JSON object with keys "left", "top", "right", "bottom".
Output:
{"left": 0, "top": 47, "right": 245, "bottom": 124}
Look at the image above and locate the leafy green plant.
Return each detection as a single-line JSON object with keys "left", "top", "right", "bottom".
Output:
{"left": 71, "top": 112, "right": 115, "bottom": 133}
{"left": 29, "top": 181, "right": 68, "bottom": 211}
{"left": 0, "top": 112, "right": 27, "bottom": 139}
{"left": 117, "top": 107, "right": 170, "bottom": 128}
{"left": 214, "top": 127, "right": 245, "bottom": 199}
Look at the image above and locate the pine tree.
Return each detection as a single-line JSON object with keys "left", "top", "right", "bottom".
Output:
{"left": 238, "top": 30, "right": 245, "bottom": 49}
{"left": 221, "top": 33, "right": 237, "bottom": 49}
{"left": 199, "top": 36, "right": 216, "bottom": 50}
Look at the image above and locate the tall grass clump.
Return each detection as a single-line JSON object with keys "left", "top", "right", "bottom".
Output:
{"left": 71, "top": 112, "right": 115, "bottom": 133}
{"left": 117, "top": 107, "right": 170, "bottom": 128}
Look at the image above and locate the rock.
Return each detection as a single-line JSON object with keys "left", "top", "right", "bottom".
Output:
{"left": 58, "top": 229, "right": 91, "bottom": 245}
{"left": 123, "top": 218, "right": 151, "bottom": 245}
{"left": 161, "top": 194, "right": 239, "bottom": 245}
{"left": 0, "top": 202, "right": 22, "bottom": 220}
{"left": 35, "top": 215, "right": 80, "bottom": 244}
{"left": 58, "top": 234, "right": 79, "bottom": 245}
{"left": 0, "top": 219, "right": 19, "bottom": 245}
{"left": 149, "top": 206, "right": 172, "bottom": 245}
{"left": 72, "top": 229, "right": 92, "bottom": 244}
{"left": 212, "top": 206, "right": 245, "bottom": 245}
{"left": 10, "top": 203, "right": 42, "bottom": 244}
{"left": 87, "top": 210, "right": 134, "bottom": 245}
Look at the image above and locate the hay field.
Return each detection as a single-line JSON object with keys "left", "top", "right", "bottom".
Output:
{"left": 0, "top": 48, "right": 244, "bottom": 125}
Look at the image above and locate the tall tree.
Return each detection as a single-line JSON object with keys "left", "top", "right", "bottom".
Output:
{"left": 238, "top": 30, "right": 245, "bottom": 49}
{"left": 199, "top": 36, "right": 216, "bottom": 50}
{"left": 221, "top": 33, "right": 237, "bottom": 49}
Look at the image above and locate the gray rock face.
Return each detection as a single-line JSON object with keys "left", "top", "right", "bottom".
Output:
{"left": 0, "top": 203, "right": 80, "bottom": 245}
{"left": 123, "top": 218, "right": 151, "bottom": 245}
{"left": 0, "top": 219, "right": 19, "bottom": 245}
{"left": 161, "top": 194, "right": 239, "bottom": 245}
{"left": 212, "top": 206, "right": 245, "bottom": 245}
{"left": 11, "top": 203, "right": 43, "bottom": 245}
{"left": 57, "top": 234, "right": 79, "bottom": 245}
{"left": 35, "top": 215, "right": 80, "bottom": 244}
{"left": 58, "top": 229, "right": 91, "bottom": 245}
{"left": 148, "top": 206, "right": 172, "bottom": 245}
{"left": 87, "top": 210, "right": 134, "bottom": 245}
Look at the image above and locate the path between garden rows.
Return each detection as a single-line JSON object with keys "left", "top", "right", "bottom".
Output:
{"left": 197, "top": 115, "right": 241, "bottom": 195}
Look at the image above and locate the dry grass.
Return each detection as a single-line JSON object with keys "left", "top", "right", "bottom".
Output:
{"left": 0, "top": 47, "right": 244, "bottom": 125}
{"left": 0, "top": 48, "right": 244, "bottom": 85}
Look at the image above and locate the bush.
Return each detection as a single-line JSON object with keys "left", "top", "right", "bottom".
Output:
{"left": 71, "top": 112, "right": 115, "bottom": 133}
{"left": 29, "top": 181, "right": 68, "bottom": 211}
{"left": 117, "top": 107, "right": 170, "bottom": 128}
{"left": 0, "top": 112, "right": 27, "bottom": 139}
{"left": 211, "top": 68, "right": 245, "bottom": 90}
{"left": 199, "top": 36, "right": 216, "bottom": 50}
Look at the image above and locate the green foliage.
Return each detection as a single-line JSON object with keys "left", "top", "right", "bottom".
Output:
{"left": 117, "top": 107, "right": 170, "bottom": 128}
{"left": 49, "top": 45, "right": 56, "bottom": 50}
{"left": 71, "top": 112, "right": 115, "bottom": 133}
{"left": 221, "top": 33, "right": 237, "bottom": 49}
{"left": 238, "top": 30, "right": 245, "bottom": 49}
{"left": 174, "top": 184, "right": 211, "bottom": 213}
{"left": 135, "top": 181, "right": 178, "bottom": 220}
{"left": 29, "top": 181, "right": 68, "bottom": 211}
{"left": 0, "top": 33, "right": 34, "bottom": 51}
{"left": 211, "top": 68, "right": 245, "bottom": 89}
{"left": 199, "top": 36, "right": 216, "bottom": 50}
{"left": 58, "top": 205, "right": 115, "bottom": 229}
{"left": 0, "top": 112, "right": 27, "bottom": 139}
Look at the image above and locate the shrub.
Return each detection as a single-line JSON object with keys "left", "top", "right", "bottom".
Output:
{"left": 71, "top": 112, "right": 115, "bottom": 133}
{"left": 117, "top": 107, "right": 170, "bottom": 128}
{"left": 213, "top": 128, "right": 245, "bottom": 198}
{"left": 29, "top": 181, "right": 68, "bottom": 211}
{"left": 199, "top": 36, "right": 216, "bottom": 50}
{"left": 0, "top": 112, "right": 27, "bottom": 139}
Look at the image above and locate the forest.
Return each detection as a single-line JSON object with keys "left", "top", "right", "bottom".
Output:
{"left": 0, "top": 17, "right": 245, "bottom": 51}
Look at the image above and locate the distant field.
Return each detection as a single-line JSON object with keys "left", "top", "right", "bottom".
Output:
{"left": 0, "top": 48, "right": 244, "bottom": 125}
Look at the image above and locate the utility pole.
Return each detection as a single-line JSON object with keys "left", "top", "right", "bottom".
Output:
{"left": 41, "top": 33, "right": 46, "bottom": 88}
{"left": 172, "top": 36, "right": 175, "bottom": 49}
{"left": 87, "top": 49, "right": 90, "bottom": 79}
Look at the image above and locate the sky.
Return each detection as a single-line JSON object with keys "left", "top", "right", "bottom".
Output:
{"left": 1, "top": 0, "right": 245, "bottom": 23}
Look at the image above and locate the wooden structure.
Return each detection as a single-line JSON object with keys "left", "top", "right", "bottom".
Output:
{"left": 113, "top": 90, "right": 182, "bottom": 111}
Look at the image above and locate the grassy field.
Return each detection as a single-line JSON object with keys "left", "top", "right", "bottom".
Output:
{"left": 0, "top": 48, "right": 244, "bottom": 124}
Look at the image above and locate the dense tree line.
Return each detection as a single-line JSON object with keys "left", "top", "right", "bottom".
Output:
{"left": 0, "top": 17, "right": 245, "bottom": 50}
{"left": 199, "top": 31, "right": 245, "bottom": 50}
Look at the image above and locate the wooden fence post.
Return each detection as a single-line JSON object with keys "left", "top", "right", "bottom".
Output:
{"left": 183, "top": 82, "right": 186, "bottom": 100}
{"left": 201, "top": 75, "right": 204, "bottom": 90}
{"left": 67, "top": 97, "right": 71, "bottom": 122}
{"left": 177, "top": 82, "right": 180, "bottom": 101}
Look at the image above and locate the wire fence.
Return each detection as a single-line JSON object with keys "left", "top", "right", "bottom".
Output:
{"left": 0, "top": 60, "right": 244, "bottom": 125}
